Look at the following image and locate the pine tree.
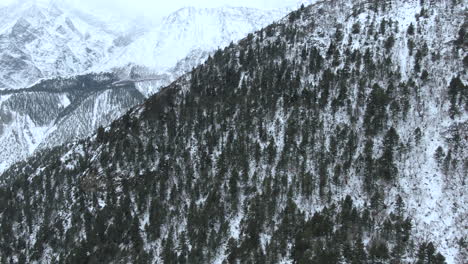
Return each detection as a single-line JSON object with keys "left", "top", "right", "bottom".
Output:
{"left": 229, "top": 169, "right": 239, "bottom": 211}
{"left": 162, "top": 232, "right": 178, "bottom": 264}
{"left": 363, "top": 138, "right": 375, "bottom": 192}
{"left": 407, "top": 23, "right": 415, "bottom": 35}
{"left": 434, "top": 146, "right": 445, "bottom": 167}
{"left": 378, "top": 127, "right": 399, "bottom": 181}
{"left": 448, "top": 76, "right": 466, "bottom": 119}
{"left": 369, "top": 239, "right": 390, "bottom": 261}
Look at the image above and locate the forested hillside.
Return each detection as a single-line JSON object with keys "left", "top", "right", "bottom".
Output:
{"left": 0, "top": 0, "right": 466, "bottom": 263}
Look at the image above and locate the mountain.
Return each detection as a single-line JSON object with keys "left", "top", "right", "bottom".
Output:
{"left": 0, "top": 2, "right": 292, "bottom": 172}
{"left": 1, "top": 0, "right": 467, "bottom": 263}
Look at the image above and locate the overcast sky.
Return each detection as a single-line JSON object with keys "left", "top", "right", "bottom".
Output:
{"left": 0, "top": 0, "right": 306, "bottom": 20}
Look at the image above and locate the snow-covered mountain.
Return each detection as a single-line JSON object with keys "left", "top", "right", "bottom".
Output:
{"left": 0, "top": 1, "right": 291, "bottom": 91}
{"left": 0, "top": 1, "right": 465, "bottom": 263}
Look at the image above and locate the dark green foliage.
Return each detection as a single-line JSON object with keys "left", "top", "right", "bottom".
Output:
{"left": 385, "top": 34, "right": 395, "bottom": 52}
{"left": 370, "top": 239, "right": 390, "bottom": 261}
{"left": 407, "top": 23, "right": 415, "bottom": 35}
{"left": 448, "top": 76, "right": 467, "bottom": 119}
{"left": 364, "top": 84, "right": 388, "bottom": 136}
{"left": 454, "top": 25, "right": 466, "bottom": 48}
{"left": 377, "top": 127, "right": 399, "bottom": 181}
{"left": 434, "top": 146, "right": 445, "bottom": 166}
{"left": 352, "top": 22, "right": 361, "bottom": 34}
{"left": 408, "top": 38, "right": 415, "bottom": 56}
{"left": 416, "top": 242, "right": 447, "bottom": 264}
{"left": 96, "top": 126, "right": 106, "bottom": 143}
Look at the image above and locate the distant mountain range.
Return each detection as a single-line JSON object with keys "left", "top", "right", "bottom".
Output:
{"left": 0, "top": 1, "right": 296, "bottom": 91}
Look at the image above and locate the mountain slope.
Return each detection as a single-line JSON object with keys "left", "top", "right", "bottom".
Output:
{"left": 0, "top": 0, "right": 466, "bottom": 263}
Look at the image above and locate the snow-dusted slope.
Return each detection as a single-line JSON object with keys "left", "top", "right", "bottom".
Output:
{"left": 0, "top": 91, "right": 67, "bottom": 171}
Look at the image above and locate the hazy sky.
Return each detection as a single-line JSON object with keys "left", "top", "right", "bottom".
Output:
{"left": 0, "top": 0, "right": 305, "bottom": 19}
